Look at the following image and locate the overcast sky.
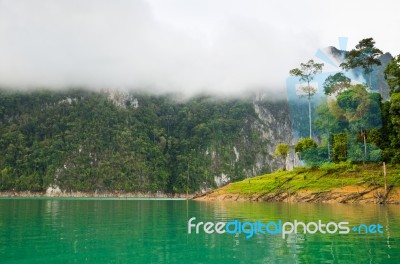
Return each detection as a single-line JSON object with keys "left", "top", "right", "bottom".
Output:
{"left": 0, "top": 0, "right": 399, "bottom": 96}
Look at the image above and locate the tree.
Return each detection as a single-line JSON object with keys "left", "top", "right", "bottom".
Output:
{"left": 332, "top": 133, "right": 348, "bottom": 163}
{"left": 340, "top": 38, "right": 383, "bottom": 89}
{"left": 335, "top": 85, "right": 371, "bottom": 123}
{"left": 323, "top": 72, "right": 351, "bottom": 95}
{"left": 328, "top": 84, "right": 383, "bottom": 162}
{"left": 295, "top": 138, "right": 317, "bottom": 164}
{"left": 274, "top": 143, "right": 290, "bottom": 170}
{"left": 384, "top": 55, "right": 400, "bottom": 94}
{"left": 295, "top": 138, "right": 317, "bottom": 153}
{"left": 290, "top": 59, "right": 324, "bottom": 138}
{"left": 314, "top": 105, "right": 332, "bottom": 162}
{"left": 383, "top": 55, "right": 400, "bottom": 163}
{"left": 389, "top": 93, "right": 400, "bottom": 162}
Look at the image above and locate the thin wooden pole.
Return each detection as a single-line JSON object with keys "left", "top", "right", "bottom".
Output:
{"left": 383, "top": 162, "right": 387, "bottom": 192}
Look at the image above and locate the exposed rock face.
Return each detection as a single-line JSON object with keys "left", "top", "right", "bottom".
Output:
{"left": 46, "top": 185, "right": 62, "bottom": 195}
{"left": 102, "top": 88, "right": 139, "bottom": 108}
{"left": 252, "top": 95, "right": 293, "bottom": 172}
{"left": 214, "top": 173, "right": 230, "bottom": 187}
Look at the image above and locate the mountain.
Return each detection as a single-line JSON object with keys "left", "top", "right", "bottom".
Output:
{"left": 0, "top": 47, "right": 394, "bottom": 195}
{"left": 0, "top": 89, "right": 292, "bottom": 194}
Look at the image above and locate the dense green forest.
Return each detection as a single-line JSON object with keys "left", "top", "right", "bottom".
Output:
{"left": 0, "top": 90, "right": 275, "bottom": 193}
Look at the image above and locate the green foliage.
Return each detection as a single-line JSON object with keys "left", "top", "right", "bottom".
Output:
{"left": 384, "top": 55, "right": 400, "bottom": 94}
{"left": 334, "top": 84, "right": 371, "bottom": 123}
{"left": 274, "top": 143, "right": 289, "bottom": 170}
{"left": 313, "top": 82, "right": 383, "bottom": 164}
{"left": 314, "top": 103, "right": 343, "bottom": 134}
{"left": 389, "top": 93, "right": 400, "bottom": 163}
{"left": 340, "top": 38, "right": 383, "bottom": 75}
{"left": 295, "top": 138, "right": 321, "bottom": 166}
{"left": 224, "top": 163, "right": 400, "bottom": 195}
{"left": 0, "top": 89, "right": 268, "bottom": 193}
{"left": 323, "top": 72, "right": 351, "bottom": 95}
{"left": 379, "top": 55, "right": 400, "bottom": 163}
{"left": 295, "top": 138, "right": 317, "bottom": 153}
{"left": 319, "top": 161, "right": 356, "bottom": 174}
{"left": 340, "top": 38, "right": 383, "bottom": 88}
{"left": 274, "top": 143, "right": 289, "bottom": 157}
{"left": 332, "top": 133, "right": 347, "bottom": 163}
{"left": 301, "top": 147, "right": 329, "bottom": 166}
{"left": 289, "top": 60, "right": 324, "bottom": 85}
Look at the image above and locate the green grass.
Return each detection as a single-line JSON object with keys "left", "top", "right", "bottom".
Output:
{"left": 223, "top": 162, "right": 400, "bottom": 196}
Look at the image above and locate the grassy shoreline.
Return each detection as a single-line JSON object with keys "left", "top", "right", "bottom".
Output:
{"left": 196, "top": 162, "right": 400, "bottom": 204}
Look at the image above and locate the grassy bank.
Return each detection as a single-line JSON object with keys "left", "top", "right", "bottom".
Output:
{"left": 196, "top": 162, "right": 400, "bottom": 203}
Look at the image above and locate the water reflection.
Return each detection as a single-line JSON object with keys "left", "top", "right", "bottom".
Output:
{"left": 189, "top": 201, "right": 400, "bottom": 263}
{"left": 0, "top": 198, "right": 399, "bottom": 263}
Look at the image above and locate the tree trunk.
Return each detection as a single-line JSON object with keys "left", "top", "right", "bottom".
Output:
{"left": 308, "top": 94, "right": 312, "bottom": 138}
{"left": 369, "top": 71, "right": 372, "bottom": 89}
{"left": 282, "top": 157, "right": 286, "bottom": 171}
{"left": 327, "top": 132, "right": 331, "bottom": 162}
{"left": 363, "top": 130, "right": 367, "bottom": 162}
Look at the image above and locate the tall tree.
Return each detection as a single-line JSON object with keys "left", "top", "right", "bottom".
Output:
{"left": 340, "top": 38, "right": 383, "bottom": 89}
{"left": 290, "top": 59, "right": 324, "bottom": 138}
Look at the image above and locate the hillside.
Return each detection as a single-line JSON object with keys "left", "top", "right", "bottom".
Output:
{"left": 195, "top": 163, "right": 400, "bottom": 203}
{"left": 0, "top": 88, "right": 291, "bottom": 194}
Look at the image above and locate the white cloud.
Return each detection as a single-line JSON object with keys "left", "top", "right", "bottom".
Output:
{"left": 0, "top": 0, "right": 399, "bottom": 97}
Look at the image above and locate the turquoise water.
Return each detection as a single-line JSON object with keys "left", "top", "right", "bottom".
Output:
{"left": 0, "top": 198, "right": 399, "bottom": 263}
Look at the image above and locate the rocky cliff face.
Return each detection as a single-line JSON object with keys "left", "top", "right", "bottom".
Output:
{"left": 102, "top": 89, "right": 294, "bottom": 186}
{"left": 251, "top": 94, "right": 293, "bottom": 172}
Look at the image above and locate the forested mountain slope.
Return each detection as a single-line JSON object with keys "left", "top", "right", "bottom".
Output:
{"left": 0, "top": 89, "right": 291, "bottom": 193}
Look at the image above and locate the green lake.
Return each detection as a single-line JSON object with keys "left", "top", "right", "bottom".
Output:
{"left": 0, "top": 198, "right": 399, "bottom": 263}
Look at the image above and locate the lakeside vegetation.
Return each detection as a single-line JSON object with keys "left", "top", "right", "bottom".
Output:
{"left": 224, "top": 162, "right": 400, "bottom": 194}
{"left": 275, "top": 38, "right": 400, "bottom": 168}
{"left": 201, "top": 37, "right": 400, "bottom": 202}
{"left": 198, "top": 162, "right": 400, "bottom": 203}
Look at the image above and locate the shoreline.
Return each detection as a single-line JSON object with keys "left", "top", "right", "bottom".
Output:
{"left": 0, "top": 191, "right": 194, "bottom": 199}
{"left": 2, "top": 188, "right": 400, "bottom": 204}
{"left": 194, "top": 185, "right": 400, "bottom": 204}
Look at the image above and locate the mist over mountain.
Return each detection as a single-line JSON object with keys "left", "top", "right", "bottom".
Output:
{"left": 2, "top": 0, "right": 399, "bottom": 98}
{"left": 0, "top": 0, "right": 319, "bottom": 97}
